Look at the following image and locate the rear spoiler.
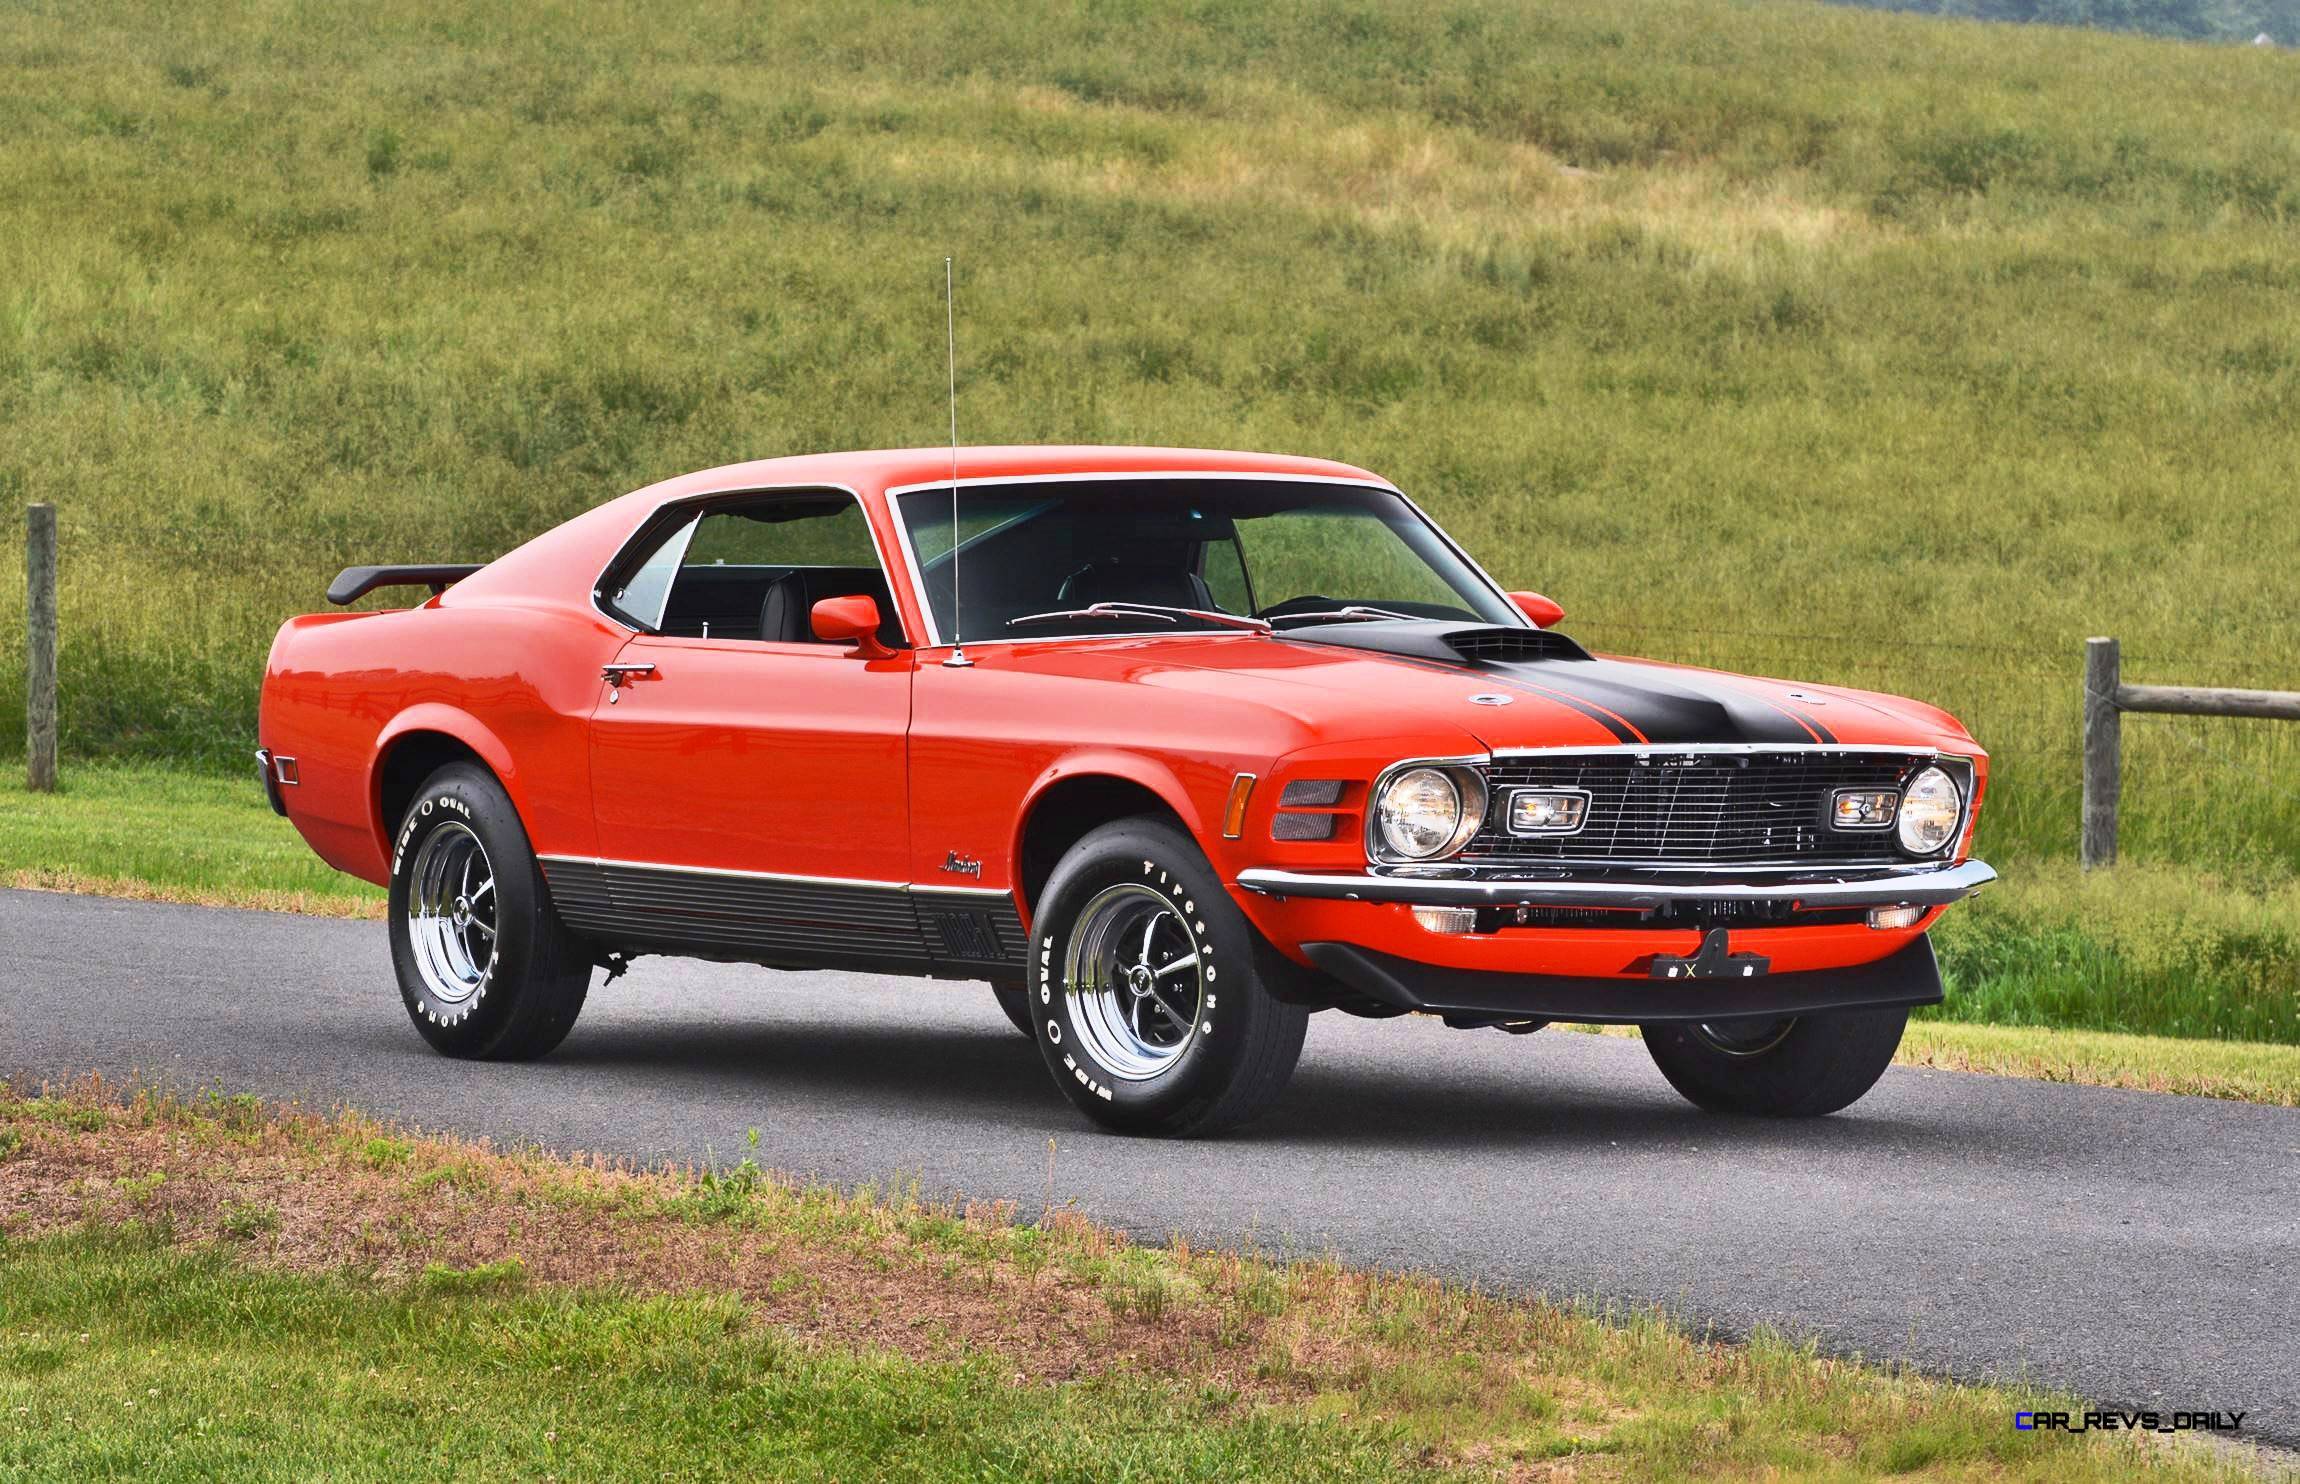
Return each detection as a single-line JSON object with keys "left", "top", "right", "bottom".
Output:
{"left": 326, "top": 564, "right": 485, "bottom": 606}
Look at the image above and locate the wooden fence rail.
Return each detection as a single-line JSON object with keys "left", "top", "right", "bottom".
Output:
{"left": 26, "top": 503, "right": 57, "bottom": 792}
{"left": 2081, "top": 636, "right": 2300, "bottom": 868}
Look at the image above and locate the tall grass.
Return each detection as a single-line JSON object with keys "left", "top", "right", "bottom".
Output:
{"left": 0, "top": 0, "right": 2295, "bottom": 880}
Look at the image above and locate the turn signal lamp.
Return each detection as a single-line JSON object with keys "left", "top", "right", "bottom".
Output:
{"left": 1222, "top": 774, "right": 1256, "bottom": 840}
{"left": 1868, "top": 904, "right": 1926, "bottom": 931}
{"left": 1411, "top": 906, "right": 1478, "bottom": 935}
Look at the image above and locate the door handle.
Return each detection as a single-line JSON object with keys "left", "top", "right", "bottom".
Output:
{"left": 601, "top": 662, "right": 656, "bottom": 688}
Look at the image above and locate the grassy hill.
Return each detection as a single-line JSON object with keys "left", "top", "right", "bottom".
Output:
{"left": 2, "top": 0, "right": 2296, "bottom": 886}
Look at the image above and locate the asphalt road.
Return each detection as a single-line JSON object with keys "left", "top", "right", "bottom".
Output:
{"left": 6, "top": 888, "right": 2295, "bottom": 1444}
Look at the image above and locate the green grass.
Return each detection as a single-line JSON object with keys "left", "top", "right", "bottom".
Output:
{"left": 0, "top": 1234, "right": 1410, "bottom": 1482}
{"left": 0, "top": 761, "right": 379, "bottom": 914}
{"left": 1926, "top": 860, "right": 2300, "bottom": 1043}
{"left": 0, "top": 0, "right": 2296, "bottom": 886}
{"left": 1898, "top": 1019, "right": 2300, "bottom": 1105}
{"left": 0, "top": 1084, "right": 2269, "bottom": 1481}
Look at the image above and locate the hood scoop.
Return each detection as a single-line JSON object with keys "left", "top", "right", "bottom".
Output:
{"left": 1281, "top": 620, "right": 1592, "bottom": 667}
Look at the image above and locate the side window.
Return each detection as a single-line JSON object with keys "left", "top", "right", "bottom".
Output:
{"left": 682, "top": 499, "right": 876, "bottom": 569}
{"left": 606, "top": 493, "right": 905, "bottom": 645}
{"left": 606, "top": 515, "right": 696, "bottom": 631}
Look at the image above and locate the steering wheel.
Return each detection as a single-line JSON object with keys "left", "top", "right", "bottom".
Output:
{"left": 1254, "top": 594, "right": 1350, "bottom": 621}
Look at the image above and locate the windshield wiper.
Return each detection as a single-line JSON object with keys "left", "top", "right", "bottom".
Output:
{"left": 1006, "top": 602, "right": 1271, "bottom": 633}
{"left": 1265, "top": 605, "right": 1425, "bottom": 629}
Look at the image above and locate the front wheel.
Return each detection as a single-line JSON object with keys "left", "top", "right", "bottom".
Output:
{"left": 1029, "top": 818, "right": 1307, "bottom": 1137}
{"left": 387, "top": 762, "right": 592, "bottom": 1060}
{"left": 1641, "top": 1006, "right": 1907, "bottom": 1117}
{"left": 988, "top": 980, "right": 1033, "bottom": 1038}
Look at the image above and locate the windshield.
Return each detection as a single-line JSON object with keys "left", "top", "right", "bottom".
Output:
{"left": 894, "top": 479, "right": 1519, "bottom": 642}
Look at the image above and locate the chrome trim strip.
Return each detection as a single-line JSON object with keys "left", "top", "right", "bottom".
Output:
{"left": 1423, "top": 860, "right": 1919, "bottom": 877}
{"left": 1234, "top": 858, "right": 1997, "bottom": 909}
{"left": 538, "top": 855, "right": 1019, "bottom": 899}
{"left": 1387, "top": 487, "right": 1533, "bottom": 631}
{"left": 885, "top": 477, "right": 948, "bottom": 648}
{"left": 1486, "top": 743, "right": 1951, "bottom": 759}
{"left": 882, "top": 468, "right": 1399, "bottom": 497}
{"left": 542, "top": 854, "right": 906, "bottom": 891}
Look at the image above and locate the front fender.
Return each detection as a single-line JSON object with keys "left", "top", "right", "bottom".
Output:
{"left": 1006, "top": 748, "right": 1237, "bottom": 931}
{"left": 1013, "top": 749, "right": 1218, "bottom": 852}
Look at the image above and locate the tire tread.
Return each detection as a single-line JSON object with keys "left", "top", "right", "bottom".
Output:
{"left": 1643, "top": 1006, "right": 1907, "bottom": 1118}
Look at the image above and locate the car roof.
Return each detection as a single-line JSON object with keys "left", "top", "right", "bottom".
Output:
{"left": 456, "top": 445, "right": 1401, "bottom": 626}
{"left": 630, "top": 445, "right": 1393, "bottom": 503}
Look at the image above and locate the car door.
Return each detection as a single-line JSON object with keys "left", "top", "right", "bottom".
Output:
{"left": 578, "top": 489, "right": 923, "bottom": 969}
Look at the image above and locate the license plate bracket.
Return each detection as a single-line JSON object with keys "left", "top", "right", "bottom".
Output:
{"left": 1649, "top": 926, "right": 1771, "bottom": 980}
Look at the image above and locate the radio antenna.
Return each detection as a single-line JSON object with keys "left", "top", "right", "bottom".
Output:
{"left": 941, "top": 255, "right": 973, "bottom": 668}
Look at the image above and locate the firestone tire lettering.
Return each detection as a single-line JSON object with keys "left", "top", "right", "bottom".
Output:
{"left": 1028, "top": 817, "right": 1305, "bottom": 1137}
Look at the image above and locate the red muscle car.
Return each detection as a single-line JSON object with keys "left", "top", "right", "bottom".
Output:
{"left": 258, "top": 446, "right": 1993, "bottom": 1136}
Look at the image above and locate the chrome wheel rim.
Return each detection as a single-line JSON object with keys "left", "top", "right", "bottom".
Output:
{"left": 1062, "top": 883, "right": 1204, "bottom": 1081}
{"left": 1693, "top": 1016, "right": 1796, "bottom": 1057}
{"left": 407, "top": 822, "right": 497, "bottom": 1011}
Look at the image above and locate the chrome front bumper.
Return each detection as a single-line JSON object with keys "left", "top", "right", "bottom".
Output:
{"left": 1234, "top": 857, "right": 1996, "bottom": 911}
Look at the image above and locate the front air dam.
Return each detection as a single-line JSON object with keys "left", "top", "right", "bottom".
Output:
{"left": 1300, "top": 935, "right": 1946, "bottom": 1024}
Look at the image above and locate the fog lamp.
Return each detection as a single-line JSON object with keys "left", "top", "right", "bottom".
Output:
{"left": 1411, "top": 906, "right": 1478, "bottom": 935}
{"left": 1507, "top": 789, "right": 1590, "bottom": 836}
{"left": 1831, "top": 789, "right": 1899, "bottom": 830}
{"left": 1868, "top": 904, "right": 1925, "bottom": 931}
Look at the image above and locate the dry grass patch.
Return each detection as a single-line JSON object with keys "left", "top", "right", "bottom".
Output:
{"left": 3, "top": 866, "right": 384, "bottom": 919}
{"left": 0, "top": 1079, "right": 2271, "bottom": 1481}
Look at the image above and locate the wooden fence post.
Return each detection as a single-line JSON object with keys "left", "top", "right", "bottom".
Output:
{"left": 26, "top": 503, "right": 57, "bottom": 792}
{"left": 2081, "top": 636, "right": 2119, "bottom": 869}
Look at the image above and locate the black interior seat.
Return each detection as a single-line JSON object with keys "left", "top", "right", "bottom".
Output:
{"left": 655, "top": 565, "right": 905, "bottom": 645}
{"left": 757, "top": 572, "right": 811, "bottom": 644}
{"left": 1057, "top": 561, "right": 1214, "bottom": 612}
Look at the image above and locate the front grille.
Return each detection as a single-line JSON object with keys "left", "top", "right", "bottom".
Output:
{"left": 1465, "top": 751, "right": 1925, "bottom": 868}
{"left": 1475, "top": 902, "right": 1872, "bottom": 932}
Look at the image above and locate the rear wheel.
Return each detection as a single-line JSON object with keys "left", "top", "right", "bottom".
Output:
{"left": 387, "top": 762, "right": 591, "bottom": 1060}
{"left": 1028, "top": 818, "right": 1307, "bottom": 1137}
{"left": 1641, "top": 1006, "right": 1907, "bottom": 1117}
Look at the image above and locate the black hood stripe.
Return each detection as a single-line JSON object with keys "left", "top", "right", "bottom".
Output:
{"left": 1348, "top": 650, "right": 1645, "bottom": 743}
{"left": 1701, "top": 675, "right": 1839, "bottom": 745}
{"left": 1280, "top": 624, "right": 1843, "bottom": 747}
{"left": 1485, "top": 674, "right": 1647, "bottom": 743}
{"left": 1476, "top": 658, "right": 1820, "bottom": 746}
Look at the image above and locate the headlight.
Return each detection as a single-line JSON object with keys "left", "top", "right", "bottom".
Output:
{"left": 1896, "top": 766, "right": 1963, "bottom": 855}
{"left": 1374, "top": 766, "right": 1482, "bottom": 861}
